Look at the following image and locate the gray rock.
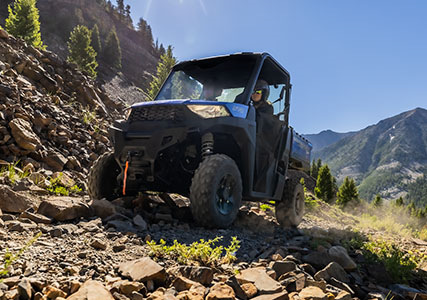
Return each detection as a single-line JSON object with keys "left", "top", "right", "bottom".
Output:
{"left": 0, "top": 185, "right": 34, "bottom": 213}
{"left": 91, "top": 199, "right": 116, "bottom": 219}
{"left": 302, "top": 251, "right": 333, "bottom": 269}
{"left": 119, "top": 257, "right": 166, "bottom": 284}
{"left": 91, "top": 239, "right": 107, "bottom": 250}
{"left": 17, "top": 279, "right": 32, "bottom": 300}
{"left": 9, "top": 118, "right": 41, "bottom": 151}
{"left": 236, "top": 267, "right": 283, "bottom": 294}
{"left": 328, "top": 246, "right": 357, "bottom": 271}
{"left": 314, "top": 262, "right": 349, "bottom": 283}
{"left": 299, "top": 286, "right": 328, "bottom": 300}
{"left": 251, "top": 291, "right": 288, "bottom": 300}
{"left": 37, "top": 197, "right": 92, "bottom": 221}
{"left": 167, "top": 265, "right": 214, "bottom": 286}
{"left": 42, "top": 149, "right": 68, "bottom": 171}
{"left": 67, "top": 280, "right": 114, "bottom": 300}
{"left": 269, "top": 260, "right": 297, "bottom": 277}
{"left": 133, "top": 214, "right": 147, "bottom": 230}
{"left": 20, "top": 210, "right": 52, "bottom": 224}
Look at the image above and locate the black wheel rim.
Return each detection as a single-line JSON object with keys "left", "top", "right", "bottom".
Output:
{"left": 215, "top": 174, "right": 236, "bottom": 215}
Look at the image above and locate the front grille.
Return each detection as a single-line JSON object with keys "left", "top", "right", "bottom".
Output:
{"left": 129, "top": 105, "right": 185, "bottom": 122}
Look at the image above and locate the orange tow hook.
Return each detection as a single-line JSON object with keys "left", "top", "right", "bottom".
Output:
{"left": 123, "top": 160, "right": 129, "bottom": 195}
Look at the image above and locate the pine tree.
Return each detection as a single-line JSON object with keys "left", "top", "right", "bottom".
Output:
{"left": 407, "top": 202, "right": 416, "bottom": 216}
{"left": 146, "top": 24, "right": 154, "bottom": 47}
{"left": 103, "top": 28, "right": 122, "bottom": 69}
{"left": 336, "top": 177, "right": 359, "bottom": 207}
{"left": 395, "top": 196, "right": 404, "bottom": 207}
{"left": 107, "top": 0, "right": 113, "bottom": 11}
{"left": 159, "top": 43, "right": 166, "bottom": 56}
{"left": 116, "top": 0, "right": 124, "bottom": 15}
{"left": 5, "top": 0, "right": 45, "bottom": 49}
{"left": 372, "top": 193, "right": 382, "bottom": 207}
{"left": 310, "top": 159, "right": 317, "bottom": 178}
{"left": 137, "top": 17, "right": 154, "bottom": 47}
{"left": 314, "top": 164, "right": 335, "bottom": 203}
{"left": 137, "top": 17, "right": 146, "bottom": 32}
{"left": 310, "top": 158, "right": 322, "bottom": 179}
{"left": 147, "top": 45, "right": 177, "bottom": 100}
{"left": 67, "top": 25, "right": 98, "bottom": 78}
{"left": 91, "top": 24, "right": 102, "bottom": 54}
{"left": 125, "top": 4, "right": 131, "bottom": 18}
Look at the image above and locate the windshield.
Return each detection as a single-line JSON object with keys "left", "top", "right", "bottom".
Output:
{"left": 156, "top": 55, "right": 257, "bottom": 103}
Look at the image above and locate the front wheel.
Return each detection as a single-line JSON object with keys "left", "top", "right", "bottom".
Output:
{"left": 275, "top": 177, "right": 305, "bottom": 228}
{"left": 88, "top": 152, "right": 121, "bottom": 201}
{"left": 190, "top": 154, "right": 242, "bottom": 228}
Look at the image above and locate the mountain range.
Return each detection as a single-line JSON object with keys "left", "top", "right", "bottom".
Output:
{"left": 305, "top": 108, "right": 427, "bottom": 204}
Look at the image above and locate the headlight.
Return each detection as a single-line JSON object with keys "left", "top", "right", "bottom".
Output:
{"left": 187, "top": 105, "right": 230, "bottom": 118}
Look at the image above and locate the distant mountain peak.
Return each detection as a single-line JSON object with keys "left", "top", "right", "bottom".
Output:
{"left": 314, "top": 107, "right": 427, "bottom": 202}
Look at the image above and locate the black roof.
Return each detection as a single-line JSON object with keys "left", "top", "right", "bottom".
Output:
{"left": 174, "top": 52, "right": 290, "bottom": 87}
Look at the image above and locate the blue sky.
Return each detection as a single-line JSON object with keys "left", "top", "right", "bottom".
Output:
{"left": 125, "top": 0, "right": 427, "bottom": 134}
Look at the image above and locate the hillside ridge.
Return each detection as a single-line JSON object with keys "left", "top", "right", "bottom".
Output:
{"left": 315, "top": 107, "right": 427, "bottom": 202}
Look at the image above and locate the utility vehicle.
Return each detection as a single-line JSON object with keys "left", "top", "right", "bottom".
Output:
{"left": 88, "top": 53, "right": 312, "bottom": 228}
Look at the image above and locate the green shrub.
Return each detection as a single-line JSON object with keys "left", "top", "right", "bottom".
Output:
{"left": 82, "top": 108, "right": 96, "bottom": 125}
{"left": 362, "top": 239, "right": 418, "bottom": 283}
{"left": 336, "top": 177, "right": 359, "bottom": 207}
{"left": 46, "top": 173, "right": 82, "bottom": 196}
{"left": 147, "top": 236, "right": 240, "bottom": 266}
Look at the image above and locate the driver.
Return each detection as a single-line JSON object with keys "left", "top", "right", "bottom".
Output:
{"left": 251, "top": 79, "right": 273, "bottom": 114}
{"left": 201, "top": 81, "right": 223, "bottom": 101}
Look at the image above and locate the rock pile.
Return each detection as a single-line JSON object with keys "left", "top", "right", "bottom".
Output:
{"left": 0, "top": 28, "right": 124, "bottom": 190}
{"left": 0, "top": 194, "right": 426, "bottom": 300}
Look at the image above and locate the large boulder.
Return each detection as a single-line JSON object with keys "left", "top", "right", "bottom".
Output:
{"left": 43, "top": 149, "right": 68, "bottom": 171}
{"left": 119, "top": 257, "right": 166, "bottom": 284}
{"left": 37, "top": 197, "right": 92, "bottom": 221}
{"left": 90, "top": 199, "right": 117, "bottom": 219}
{"left": 205, "top": 283, "right": 235, "bottom": 300}
{"left": 67, "top": 280, "right": 114, "bottom": 300}
{"left": 236, "top": 267, "right": 283, "bottom": 294}
{"left": 0, "top": 185, "right": 35, "bottom": 213}
{"left": 328, "top": 246, "right": 357, "bottom": 271}
{"left": 167, "top": 266, "right": 214, "bottom": 286}
{"left": 299, "top": 286, "right": 328, "bottom": 300}
{"left": 9, "top": 118, "right": 41, "bottom": 151}
{"left": 314, "top": 262, "right": 349, "bottom": 283}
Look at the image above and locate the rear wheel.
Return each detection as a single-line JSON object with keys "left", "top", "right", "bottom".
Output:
{"left": 275, "top": 177, "right": 305, "bottom": 228}
{"left": 88, "top": 152, "right": 121, "bottom": 200}
{"left": 190, "top": 154, "right": 242, "bottom": 228}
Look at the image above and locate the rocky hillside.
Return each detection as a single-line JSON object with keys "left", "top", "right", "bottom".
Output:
{"left": 0, "top": 182, "right": 426, "bottom": 299}
{"left": 0, "top": 28, "right": 124, "bottom": 188}
{"left": 303, "top": 130, "right": 356, "bottom": 153}
{"left": 0, "top": 0, "right": 159, "bottom": 101}
{"left": 314, "top": 108, "right": 427, "bottom": 202}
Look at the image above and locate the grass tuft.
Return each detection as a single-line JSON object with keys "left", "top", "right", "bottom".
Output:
{"left": 0, "top": 232, "right": 42, "bottom": 281}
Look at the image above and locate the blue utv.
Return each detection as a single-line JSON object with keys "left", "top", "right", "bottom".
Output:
{"left": 88, "top": 53, "right": 312, "bottom": 229}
